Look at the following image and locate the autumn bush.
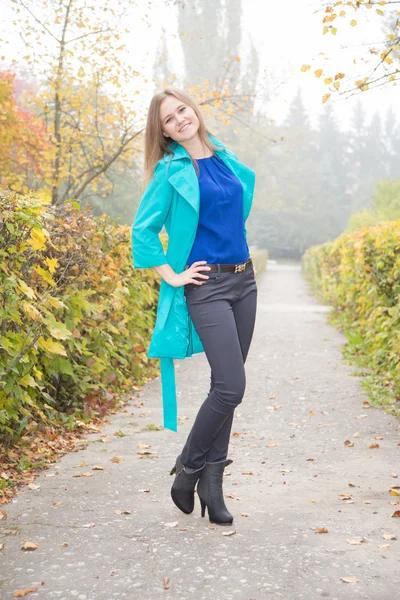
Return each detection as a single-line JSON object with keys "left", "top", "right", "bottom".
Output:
{"left": 0, "top": 189, "right": 160, "bottom": 446}
{"left": 302, "top": 221, "right": 400, "bottom": 409}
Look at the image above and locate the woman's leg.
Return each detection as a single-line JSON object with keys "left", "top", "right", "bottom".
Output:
{"left": 205, "top": 283, "right": 257, "bottom": 462}
{"left": 180, "top": 273, "right": 257, "bottom": 469}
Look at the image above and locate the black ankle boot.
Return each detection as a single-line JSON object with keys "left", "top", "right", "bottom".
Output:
{"left": 196, "top": 458, "right": 234, "bottom": 525}
{"left": 169, "top": 454, "right": 205, "bottom": 514}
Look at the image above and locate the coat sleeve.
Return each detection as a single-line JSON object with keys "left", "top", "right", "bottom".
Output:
{"left": 131, "top": 163, "right": 173, "bottom": 269}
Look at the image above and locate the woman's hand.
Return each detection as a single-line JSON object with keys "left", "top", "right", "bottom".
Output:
{"left": 169, "top": 260, "right": 211, "bottom": 288}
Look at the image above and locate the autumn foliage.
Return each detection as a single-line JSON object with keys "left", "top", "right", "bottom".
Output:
{"left": 0, "top": 190, "right": 160, "bottom": 445}
{"left": 302, "top": 221, "right": 400, "bottom": 410}
{"left": 0, "top": 71, "right": 50, "bottom": 192}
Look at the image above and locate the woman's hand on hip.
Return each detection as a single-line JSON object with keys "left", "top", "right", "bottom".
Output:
{"left": 170, "top": 261, "right": 211, "bottom": 288}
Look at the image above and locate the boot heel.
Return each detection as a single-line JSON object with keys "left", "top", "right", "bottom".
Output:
{"left": 169, "top": 465, "right": 176, "bottom": 476}
{"left": 199, "top": 495, "right": 206, "bottom": 518}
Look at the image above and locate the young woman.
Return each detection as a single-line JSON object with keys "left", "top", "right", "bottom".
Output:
{"left": 132, "top": 87, "right": 258, "bottom": 526}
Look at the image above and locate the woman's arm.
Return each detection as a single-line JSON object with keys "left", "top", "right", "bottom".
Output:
{"left": 131, "top": 163, "right": 173, "bottom": 269}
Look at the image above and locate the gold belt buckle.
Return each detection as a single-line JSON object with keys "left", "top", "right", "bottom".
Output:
{"left": 235, "top": 262, "right": 246, "bottom": 273}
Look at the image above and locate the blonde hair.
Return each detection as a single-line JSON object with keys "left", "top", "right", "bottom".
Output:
{"left": 143, "top": 87, "right": 220, "bottom": 186}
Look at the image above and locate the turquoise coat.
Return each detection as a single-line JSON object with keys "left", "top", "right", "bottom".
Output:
{"left": 131, "top": 133, "right": 256, "bottom": 432}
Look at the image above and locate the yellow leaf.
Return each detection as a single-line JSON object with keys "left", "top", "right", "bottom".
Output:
{"left": 335, "top": 72, "right": 345, "bottom": 80}
{"left": 339, "top": 10, "right": 346, "bottom": 16}
{"left": 45, "top": 257, "right": 59, "bottom": 274}
{"left": 324, "top": 77, "right": 333, "bottom": 84}
{"left": 301, "top": 64, "right": 311, "bottom": 72}
{"left": 47, "top": 297, "right": 67, "bottom": 309}
{"left": 34, "top": 266, "right": 56, "bottom": 287}
{"left": 34, "top": 191, "right": 51, "bottom": 205}
{"left": 376, "top": 8, "right": 384, "bottom": 16}
{"left": 17, "top": 279, "right": 36, "bottom": 300}
{"left": 48, "top": 324, "right": 72, "bottom": 341}
{"left": 333, "top": 81, "right": 341, "bottom": 90}
{"left": 28, "top": 228, "right": 47, "bottom": 251}
{"left": 322, "top": 93, "right": 331, "bottom": 104}
{"left": 331, "top": 27, "right": 337, "bottom": 35}
{"left": 22, "top": 302, "right": 41, "bottom": 320}
{"left": 38, "top": 337, "right": 67, "bottom": 356}
{"left": 323, "top": 26, "right": 329, "bottom": 35}
{"left": 314, "top": 69, "right": 323, "bottom": 78}
{"left": 350, "top": 20, "right": 357, "bottom": 26}
{"left": 235, "top": 56, "right": 241, "bottom": 62}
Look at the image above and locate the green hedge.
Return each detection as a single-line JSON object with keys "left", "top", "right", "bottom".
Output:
{"left": 302, "top": 221, "right": 400, "bottom": 410}
{"left": 0, "top": 190, "right": 160, "bottom": 445}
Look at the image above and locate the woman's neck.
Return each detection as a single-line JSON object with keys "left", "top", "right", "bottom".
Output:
{"left": 179, "top": 134, "right": 212, "bottom": 160}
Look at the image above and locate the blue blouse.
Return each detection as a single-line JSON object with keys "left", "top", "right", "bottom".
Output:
{"left": 187, "top": 155, "right": 250, "bottom": 266}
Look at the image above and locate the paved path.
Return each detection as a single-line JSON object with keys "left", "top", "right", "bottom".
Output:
{"left": 1, "top": 263, "right": 399, "bottom": 600}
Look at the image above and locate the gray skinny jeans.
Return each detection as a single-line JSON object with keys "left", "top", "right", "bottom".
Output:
{"left": 180, "top": 262, "right": 258, "bottom": 470}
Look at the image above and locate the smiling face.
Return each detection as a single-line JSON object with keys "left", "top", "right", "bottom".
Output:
{"left": 160, "top": 94, "right": 200, "bottom": 143}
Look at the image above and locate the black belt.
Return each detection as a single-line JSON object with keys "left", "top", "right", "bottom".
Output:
{"left": 199, "top": 257, "right": 253, "bottom": 273}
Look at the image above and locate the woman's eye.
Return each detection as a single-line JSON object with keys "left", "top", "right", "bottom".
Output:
{"left": 180, "top": 107, "right": 186, "bottom": 112}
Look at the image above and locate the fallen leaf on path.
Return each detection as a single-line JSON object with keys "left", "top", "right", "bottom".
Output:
{"left": 344, "top": 440, "right": 354, "bottom": 447}
{"left": 222, "top": 530, "right": 236, "bottom": 536}
{"left": 163, "top": 577, "right": 170, "bottom": 590}
{"left": 280, "top": 468, "right": 291, "bottom": 473}
{"left": 137, "top": 442, "right": 151, "bottom": 449}
{"left": 27, "top": 483, "right": 40, "bottom": 490}
{"left": 21, "top": 541, "right": 39, "bottom": 551}
{"left": 315, "top": 527, "right": 328, "bottom": 534}
{"left": 76, "top": 461, "right": 87, "bottom": 468}
{"left": 232, "top": 432, "right": 240, "bottom": 438}
{"left": 164, "top": 521, "right": 178, "bottom": 528}
{"left": 113, "top": 510, "right": 131, "bottom": 515}
{"left": 369, "top": 443, "right": 379, "bottom": 449}
{"left": 0, "top": 510, "right": 7, "bottom": 520}
{"left": 225, "top": 492, "right": 240, "bottom": 500}
{"left": 377, "top": 543, "right": 391, "bottom": 549}
{"left": 389, "top": 472, "right": 398, "bottom": 478}
{"left": 267, "top": 442, "right": 277, "bottom": 447}
{"left": 338, "top": 493, "right": 352, "bottom": 500}
{"left": 208, "top": 525, "right": 215, "bottom": 530}
{"left": 363, "top": 401, "right": 370, "bottom": 408}
{"left": 111, "top": 456, "right": 122, "bottom": 463}
{"left": 355, "top": 415, "right": 367, "bottom": 420}
{"left": 340, "top": 576, "right": 360, "bottom": 583}
{"left": 353, "top": 432, "right": 360, "bottom": 438}
{"left": 0, "top": 543, "right": 4, "bottom": 550}
{"left": 346, "top": 538, "right": 367, "bottom": 545}
{"left": 52, "top": 501, "right": 62, "bottom": 506}
{"left": 307, "top": 458, "right": 315, "bottom": 461}
{"left": 92, "top": 465, "right": 104, "bottom": 471}
{"left": 375, "top": 435, "right": 383, "bottom": 440}
{"left": 241, "top": 512, "right": 250, "bottom": 517}
{"left": 72, "top": 472, "right": 94, "bottom": 478}
{"left": 137, "top": 450, "right": 152, "bottom": 455}
{"left": 110, "top": 569, "right": 117, "bottom": 576}
{"left": 12, "top": 587, "right": 38, "bottom": 597}
{"left": 348, "top": 483, "right": 357, "bottom": 487}
{"left": 390, "top": 489, "right": 400, "bottom": 496}
{"left": 391, "top": 510, "right": 400, "bottom": 517}
{"left": 62, "top": 543, "right": 68, "bottom": 547}
{"left": 82, "top": 522, "right": 95, "bottom": 528}
{"left": 241, "top": 472, "right": 254, "bottom": 475}
{"left": 139, "top": 488, "right": 151, "bottom": 493}
{"left": 360, "top": 499, "right": 371, "bottom": 504}
{"left": 383, "top": 533, "right": 396, "bottom": 540}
